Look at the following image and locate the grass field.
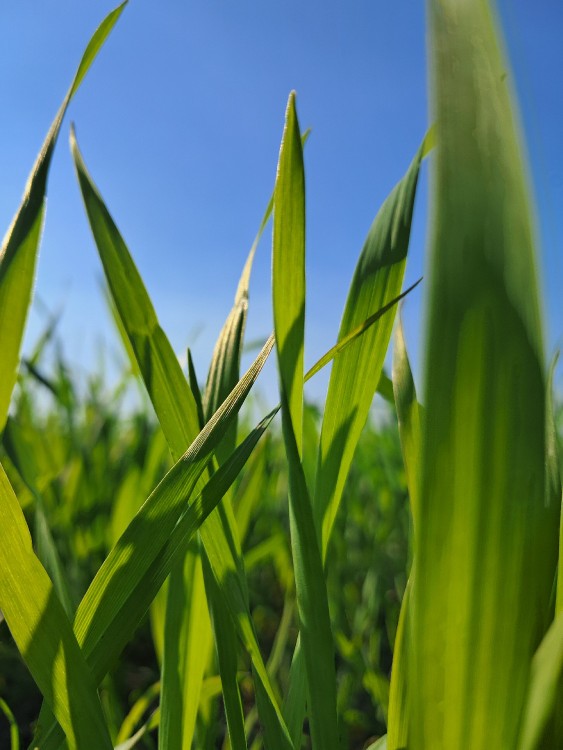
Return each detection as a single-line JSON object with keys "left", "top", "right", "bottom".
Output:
{"left": 1, "top": 2, "right": 562, "bottom": 749}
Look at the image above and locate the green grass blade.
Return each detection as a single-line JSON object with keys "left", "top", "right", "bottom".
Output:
{"left": 187, "top": 348, "right": 206, "bottom": 430}
{"left": 282, "top": 641, "right": 307, "bottom": 747}
{"left": 159, "top": 542, "right": 213, "bottom": 750}
{"left": 304, "top": 279, "right": 421, "bottom": 384}
{"left": 158, "top": 349, "right": 210, "bottom": 750}
{"left": 0, "top": 698, "right": 19, "bottom": 750}
{"left": 202, "top": 558, "right": 248, "bottom": 750}
{"left": 411, "top": 2, "right": 560, "bottom": 747}
{"left": 0, "top": 2, "right": 126, "bottom": 434}
{"left": 203, "top": 190, "right": 272, "bottom": 462}
{"left": 115, "top": 708, "right": 159, "bottom": 750}
{"left": 545, "top": 354, "right": 563, "bottom": 746}
{"left": 283, "top": 138, "right": 427, "bottom": 743}
{"left": 546, "top": 355, "right": 563, "bottom": 617}
{"left": 233, "top": 436, "right": 268, "bottom": 544}
{"left": 0, "top": 465, "right": 113, "bottom": 750}
{"left": 392, "top": 317, "right": 422, "bottom": 530}
{"left": 558, "top": 498, "right": 563, "bottom": 615}
{"left": 33, "top": 403, "right": 279, "bottom": 750}
{"left": 279, "top": 414, "right": 339, "bottom": 750}
{"left": 386, "top": 322, "right": 421, "bottom": 750}
{"left": 32, "top": 346, "right": 273, "bottom": 747}
{"left": 314, "top": 134, "right": 428, "bottom": 560}
{"left": 518, "top": 613, "right": 563, "bottom": 750}
{"left": 116, "top": 682, "right": 160, "bottom": 744}
{"left": 3, "top": 418, "right": 75, "bottom": 618}
{"left": 72, "top": 131, "right": 292, "bottom": 749}
{"left": 200, "top": 211, "right": 272, "bottom": 750}
{"left": 71, "top": 128, "right": 201, "bottom": 451}
{"left": 365, "top": 736, "right": 388, "bottom": 750}
{"left": 386, "top": 580, "right": 411, "bottom": 750}
{"left": 71, "top": 120, "right": 216, "bottom": 747}
{"left": 273, "top": 91, "right": 339, "bottom": 750}
{"left": 273, "top": 91, "right": 306, "bottom": 449}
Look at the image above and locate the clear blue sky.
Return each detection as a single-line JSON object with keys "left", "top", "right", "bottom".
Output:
{"left": 1, "top": 1, "right": 562, "bottom": 406}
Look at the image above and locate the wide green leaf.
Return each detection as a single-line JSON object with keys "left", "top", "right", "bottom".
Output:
{"left": 0, "top": 2, "right": 127, "bottom": 434}
{"left": 410, "top": 2, "right": 560, "bottom": 748}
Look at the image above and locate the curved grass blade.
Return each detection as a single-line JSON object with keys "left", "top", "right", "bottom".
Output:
{"left": 187, "top": 349, "right": 206, "bottom": 430}
{"left": 273, "top": 91, "right": 339, "bottom": 750}
{"left": 201, "top": 557, "right": 247, "bottom": 750}
{"left": 3, "top": 418, "right": 74, "bottom": 618}
{"left": 71, "top": 127, "right": 201, "bottom": 450}
{"left": 71, "top": 131, "right": 292, "bottom": 750}
{"left": 33, "top": 402, "right": 279, "bottom": 750}
{"left": 0, "top": 698, "right": 19, "bottom": 750}
{"left": 0, "top": 465, "right": 113, "bottom": 750}
{"left": 314, "top": 132, "right": 429, "bottom": 560}
{"left": 273, "top": 92, "right": 306, "bottom": 447}
{"left": 233, "top": 435, "right": 269, "bottom": 544}
{"left": 200, "top": 201, "right": 273, "bottom": 749}
{"left": 544, "top": 353, "right": 563, "bottom": 746}
{"left": 304, "top": 279, "right": 421, "bottom": 384}
{"left": 203, "top": 186, "right": 273, "bottom": 462}
{"left": 386, "top": 578, "right": 411, "bottom": 750}
{"left": 159, "top": 541, "right": 213, "bottom": 750}
{"left": 411, "top": 2, "right": 560, "bottom": 747}
{"left": 392, "top": 316, "right": 422, "bottom": 530}
{"left": 283, "top": 135, "right": 428, "bottom": 744}
{"left": 116, "top": 682, "right": 160, "bottom": 745}
{"left": 115, "top": 709, "right": 159, "bottom": 750}
{"left": 518, "top": 613, "right": 563, "bottom": 750}
{"left": 365, "top": 736, "right": 388, "bottom": 750}
{"left": 158, "top": 346, "right": 212, "bottom": 750}
{"left": 203, "top": 128, "right": 310, "bottom": 455}
{"left": 386, "top": 321, "right": 422, "bottom": 749}
{"left": 71, "top": 123, "right": 214, "bottom": 747}
{"left": 545, "top": 354, "right": 563, "bottom": 617}
{"left": 0, "top": 2, "right": 127, "bottom": 434}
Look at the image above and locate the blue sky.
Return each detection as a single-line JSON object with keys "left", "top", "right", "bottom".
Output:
{"left": 1, "top": 1, "right": 562, "bottom": 407}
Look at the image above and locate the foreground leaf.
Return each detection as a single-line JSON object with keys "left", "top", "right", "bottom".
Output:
{"left": 411, "top": 2, "right": 560, "bottom": 747}
{"left": 0, "top": 2, "right": 127, "bottom": 434}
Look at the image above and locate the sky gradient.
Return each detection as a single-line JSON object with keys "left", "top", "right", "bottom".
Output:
{"left": 2, "top": 1, "right": 562, "bottom": 406}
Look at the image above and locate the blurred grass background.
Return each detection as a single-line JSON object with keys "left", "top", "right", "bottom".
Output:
{"left": 0, "top": 327, "right": 413, "bottom": 748}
